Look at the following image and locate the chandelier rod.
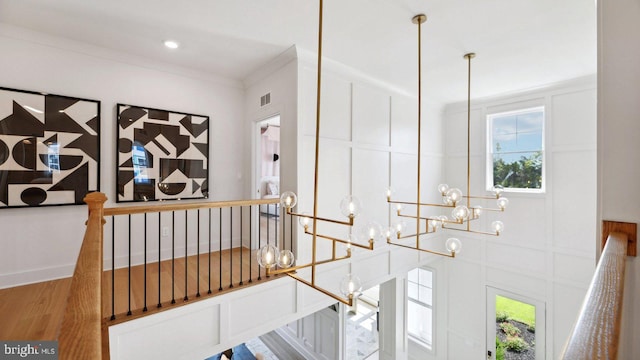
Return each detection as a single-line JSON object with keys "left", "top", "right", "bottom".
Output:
{"left": 310, "top": 0, "right": 325, "bottom": 286}
{"left": 465, "top": 52, "right": 475, "bottom": 231}
{"left": 413, "top": 14, "right": 426, "bottom": 250}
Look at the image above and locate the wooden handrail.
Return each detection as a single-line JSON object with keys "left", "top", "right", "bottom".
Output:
{"left": 104, "top": 197, "right": 280, "bottom": 216}
{"left": 561, "top": 232, "right": 629, "bottom": 359}
{"left": 58, "top": 192, "right": 107, "bottom": 360}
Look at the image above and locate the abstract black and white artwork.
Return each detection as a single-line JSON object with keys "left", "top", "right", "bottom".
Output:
{"left": 116, "top": 104, "right": 209, "bottom": 202}
{"left": 0, "top": 87, "right": 100, "bottom": 208}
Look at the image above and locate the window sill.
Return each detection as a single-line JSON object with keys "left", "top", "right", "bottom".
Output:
{"left": 408, "top": 336, "right": 433, "bottom": 354}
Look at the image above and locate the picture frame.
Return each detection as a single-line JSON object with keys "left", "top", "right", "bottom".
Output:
{"left": 0, "top": 86, "right": 100, "bottom": 208}
{"left": 116, "top": 104, "right": 209, "bottom": 202}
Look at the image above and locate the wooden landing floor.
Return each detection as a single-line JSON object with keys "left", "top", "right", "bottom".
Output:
{"left": 0, "top": 246, "right": 278, "bottom": 341}
{"left": 103, "top": 246, "right": 270, "bottom": 322}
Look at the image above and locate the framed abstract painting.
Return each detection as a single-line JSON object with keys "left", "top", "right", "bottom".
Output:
{"left": 0, "top": 87, "right": 100, "bottom": 208}
{"left": 116, "top": 104, "right": 209, "bottom": 202}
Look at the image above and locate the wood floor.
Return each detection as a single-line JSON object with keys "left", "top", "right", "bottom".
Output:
{"left": 0, "top": 245, "right": 280, "bottom": 342}
{"left": 0, "top": 278, "right": 72, "bottom": 340}
{"left": 103, "top": 246, "right": 269, "bottom": 322}
{"left": 0, "top": 214, "right": 285, "bottom": 340}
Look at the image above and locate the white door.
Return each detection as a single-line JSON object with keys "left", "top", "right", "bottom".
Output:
{"left": 486, "top": 287, "right": 545, "bottom": 360}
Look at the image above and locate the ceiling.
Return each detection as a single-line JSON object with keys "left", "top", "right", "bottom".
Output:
{"left": 0, "top": 0, "right": 596, "bottom": 106}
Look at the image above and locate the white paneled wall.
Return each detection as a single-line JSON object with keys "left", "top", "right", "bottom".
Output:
{"left": 441, "top": 76, "right": 597, "bottom": 359}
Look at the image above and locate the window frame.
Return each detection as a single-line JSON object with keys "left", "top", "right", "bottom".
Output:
{"left": 407, "top": 266, "right": 435, "bottom": 352}
{"left": 486, "top": 106, "right": 546, "bottom": 194}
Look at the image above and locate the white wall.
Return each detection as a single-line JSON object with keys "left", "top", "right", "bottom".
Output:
{"left": 440, "top": 76, "right": 597, "bottom": 359}
{"left": 0, "top": 24, "right": 246, "bottom": 288}
{"left": 597, "top": 1, "right": 640, "bottom": 358}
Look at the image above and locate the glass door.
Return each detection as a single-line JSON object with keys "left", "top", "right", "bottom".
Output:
{"left": 486, "top": 287, "right": 545, "bottom": 360}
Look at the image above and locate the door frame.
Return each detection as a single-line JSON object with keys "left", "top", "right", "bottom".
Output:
{"left": 251, "top": 114, "right": 281, "bottom": 250}
{"left": 486, "top": 286, "right": 546, "bottom": 360}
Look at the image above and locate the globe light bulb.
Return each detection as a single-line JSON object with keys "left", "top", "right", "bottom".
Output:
{"left": 452, "top": 205, "right": 470, "bottom": 221}
{"left": 438, "top": 215, "right": 449, "bottom": 227}
{"left": 384, "top": 227, "right": 394, "bottom": 240}
{"left": 497, "top": 197, "right": 509, "bottom": 210}
{"left": 429, "top": 218, "right": 440, "bottom": 231}
{"left": 492, "top": 220, "right": 505, "bottom": 234}
{"left": 445, "top": 238, "right": 462, "bottom": 254}
{"left": 471, "top": 206, "right": 483, "bottom": 219}
{"left": 340, "top": 274, "right": 363, "bottom": 297}
{"left": 277, "top": 249, "right": 295, "bottom": 268}
{"left": 298, "top": 212, "right": 311, "bottom": 229}
{"left": 493, "top": 185, "right": 504, "bottom": 197}
{"left": 386, "top": 187, "right": 394, "bottom": 201}
{"left": 257, "top": 244, "right": 279, "bottom": 269}
{"left": 437, "top": 183, "right": 449, "bottom": 195}
{"left": 280, "top": 191, "right": 298, "bottom": 209}
{"left": 357, "top": 221, "right": 383, "bottom": 243}
{"left": 392, "top": 220, "right": 406, "bottom": 235}
{"left": 446, "top": 188, "right": 463, "bottom": 205}
{"left": 340, "top": 195, "right": 362, "bottom": 218}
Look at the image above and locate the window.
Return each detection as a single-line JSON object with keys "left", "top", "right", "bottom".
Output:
{"left": 407, "top": 267, "right": 433, "bottom": 350}
{"left": 487, "top": 106, "right": 544, "bottom": 192}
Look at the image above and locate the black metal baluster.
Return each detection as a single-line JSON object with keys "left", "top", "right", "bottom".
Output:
{"left": 275, "top": 204, "right": 278, "bottom": 248}
{"left": 229, "top": 207, "right": 233, "bottom": 288}
{"left": 158, "top": 212, "right": 162, "bottom": 308}
{"left": 208, "top": 208, "right": 212, "bottom": 294}
{"left": 219, "top": 208, "right": 223, "bottom": 291}
{"left": 249, "top": 205, "right": 253, "bottom": 283}
{"left": 127, "top": 214, "right": 132, "bottom": 316}
{"left": 258, "top": 208, "right": 262, "bottom": 281}
{"left": 184, "top": 210, "right": 189, "bottom": 301}
{"left": 171, "top": 211, "right": 176, "bottom": 304}
{"left": 197, "top": 209, "right": 201, "bottom": 297}
{"left": 143, "top": 213, "right": 148, "bottom": 312}
{"left": 282, "top": 207, "right": 286, "bottom": 252}
{"left": 111, "top": 216, "right": 115, "bottom": 320}
{"left": 239, "top": 206, "right": 243, "bottom": 286}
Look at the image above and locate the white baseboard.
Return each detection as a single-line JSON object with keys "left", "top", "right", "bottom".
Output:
{"left": 0, "top": 264, "right": 75, "bottom": 289}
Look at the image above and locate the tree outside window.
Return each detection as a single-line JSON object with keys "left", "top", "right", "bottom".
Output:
{"left": 487, "top": 107, "right": 544, "bottom": 192}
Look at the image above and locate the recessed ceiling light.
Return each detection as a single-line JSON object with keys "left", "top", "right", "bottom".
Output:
{"left": 164, "top": 40, "right": 179, "bottom": 49}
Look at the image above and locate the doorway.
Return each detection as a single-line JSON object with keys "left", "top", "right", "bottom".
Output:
{"left": 486, "top": 287, "right": 545, "bottom": 360}
{"left": 254, "top": 116, "right": 281, "bottom": 250}
{"left": 345, "top": 285, "right": 380, "bottom": 360}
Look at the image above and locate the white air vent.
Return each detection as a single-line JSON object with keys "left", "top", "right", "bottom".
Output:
{"left": 260, "top": 92, "right": 271, "bottom": 107}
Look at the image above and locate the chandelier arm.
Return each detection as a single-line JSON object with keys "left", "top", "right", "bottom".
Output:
{"left": 287, "top": 209, "right": 354, "bottom": 226}
{"left": 397, "top": 231, "right": 433, "bottom": 239}
{"left": 465, "top": 194, "right": 501, "bottom": 200}
{"left": 387, "top": 239, "right": 455, "bottom": 258}
{"left": 304, "top": 230, "right": 374, "bottom": 250}
{"left": 441, "top": 225, "right": 499, "bottom": 236}
{"left": 396, "top": 213, "right": 462, "bottom": 225}
{"left": 286, "top": 272, "right": 354, "bottom": 306}
{"left": 388, "top": 199, "right": 455, "bottom": 208}
{"left": 267, "top": 253, "right": 352, "bottom": 276}
{"left": 478, "top": 207, "right": 506, "bottom": 213}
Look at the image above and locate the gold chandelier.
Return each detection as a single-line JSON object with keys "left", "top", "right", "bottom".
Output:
{"left": 386, "top": 15, "right": 509, "bottom": 257}
{"left": 256, "top": 0, "right": 381, "bottom": 306}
